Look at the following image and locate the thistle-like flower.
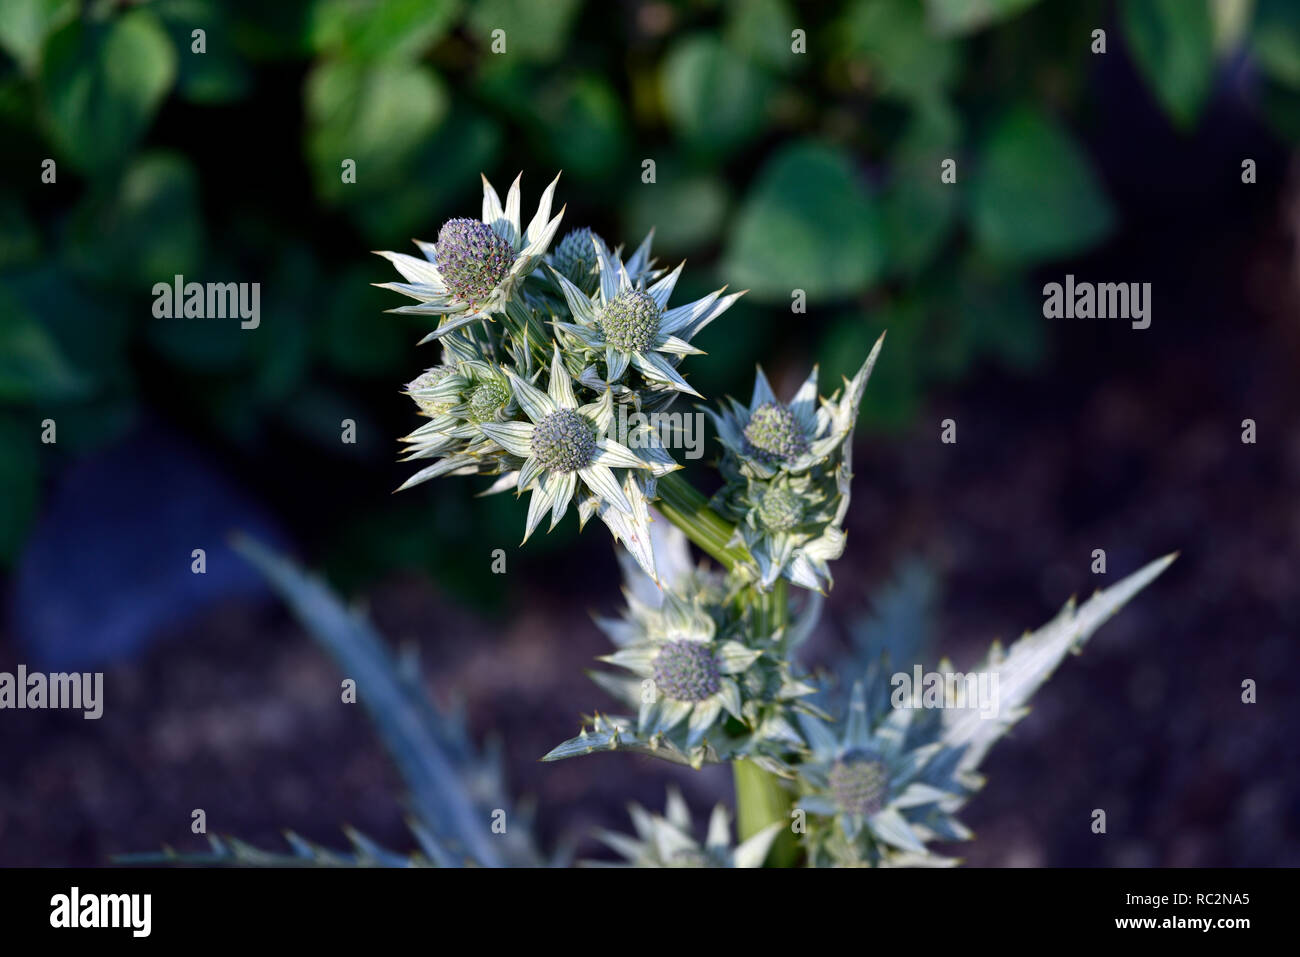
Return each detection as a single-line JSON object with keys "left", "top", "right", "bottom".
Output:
{"left": 478, "top": 348, "right": 660, "bottom": 542}
{"left": 709, "top": 337, "right": 884, "bottom": 591}
{"left": 707, "top": 336, "right": 882, "bottom": 480}
{"left": 375, "top": 173, "right": 566, "bottom": 342}
{"left": 402, "top": 360, "right": 515, "bottom": 445}
{"left": 395, "top": 359, "right": 524, "bottom": 490}
{"left": 587, "top": 527, "right": 765, "bottom": 755}
{"left": 715, "top": 472, "right": 842, "bottom": 591}
{"left": 548, "top": 228, "right": 603, "bottom": 294}
{"left": 343, "top": 172, "right": 1182, "bottom": 873}
{"left": 545, "top": 521, "right": 823, "bottom": 771}
{"left": 587, "top": 787, "right": 781, "bottom": 868}
{"left": 794, "top": 681, "right": 968, "bottom": 867}
{"left": 551, "top": 238, "right": 743, "bottom": 397}
{"left": 599, "top": 595, "right": 762, "bottom": 753}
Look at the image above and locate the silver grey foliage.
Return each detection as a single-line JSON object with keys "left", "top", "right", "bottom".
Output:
{"left": 377, "top": 172, "right": 1174, "bottom": 867}
{"left": 136, "top": 172, "right": 1176, "bottom": 868}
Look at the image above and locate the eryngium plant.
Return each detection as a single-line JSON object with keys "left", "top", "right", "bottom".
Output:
{"left": 371, "top": 172, "right": 1175, "bottom": 867}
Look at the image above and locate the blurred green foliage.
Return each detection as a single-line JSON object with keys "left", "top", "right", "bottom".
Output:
{"left": 0, "top": 0, "right": 1296, "bottom": 599}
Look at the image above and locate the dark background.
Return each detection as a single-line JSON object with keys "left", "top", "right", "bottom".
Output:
{"left": 0, "top": 0, "right": 1297, "bottom": 865}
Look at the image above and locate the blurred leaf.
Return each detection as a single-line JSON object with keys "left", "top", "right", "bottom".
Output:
{"left": 120, "top": 831, "right": 425, "bottom": 868}
{"left": 233, "top": 535, "right": 527, "bottom": 866}
{"left": 532, "top": 73, "right": 626, "bottom": 179}
{"left": 318, "top": 264, "right": 410, "bottom": 377}
{"left": 250, "top": 251, "right": 314, "bottom": 401}
{"left": 3, "top": 266, "right": 132, "bottom": 393}
{"left": 0, "top": 0, "right": 77, "bottom": 75}
{"left": 823, "top": 557, "right": 939, "bottom": 711}
{"left": 623, "top": 172, "right": 728, "bottom": 255}
{"left": 0, "top": 412, "right": 38, "bottom": 564}
{"left": 662, "top": 34, "right": 771, "bottom": 157}
{"left": 1120, "top": 0, "right": 1215, "bottom": 129}
{"left": 466, "top": 0, "right": 582, "bottom": 62}
{"left": 0, "top": 283, "right": 88, "bottom": 402}
{"left": 1257, "top": 79, "right": 1300, "bottom": 141}
{"left": 818, "top": 303, "right": 921, "bottom": 430}
{"left": 944, "top": 553, "right": 1176, "bottom": 776}
{"left": 840, "top": 0, "right": 960, "bottom": 102}
{"left": 147, "top": 311, "right": 251, "bottom": 371}
{"left": 0, "top": 74, "right": 34, "bottom": 135}
{"left": 276, "top": 383, "right": 380, "bottom": 457}
{"left": 961, "top": 275, "right": 1044, "bottom": 373}
{"left": 1211, "top": 0, "right": 1253, "bottom": 54}
{"left": 970, "top": 105, "right": 1114, "bottom": 265}
{"left": 155, "top": 0, "right": 252, "bottom": 104}
{"left": 0, "top": 195, "right": 40, "bottom": 267}
{"left": 1251, "top": 0, "right": 1300, "bottom": 90}
{"left": 325, "top": 492, "right": 525, "bottom": 609}
{"left": 924, "top": 0, "right": 1040, "bottom": 36}
{"left": 39, "top": 9, "right": 177, "bottom": 173}
{"left": 926, "top": 260, "right": 1044, "bottom": 379}
{"left": 65, "top": 152, "right": 203, "bottom": 287}
{"left": 306, "top": 58, "right": 448, "bottom": 205}
{"left": 722, "top": 142, "right": 884, "bottom": 302}
{"left": 688, "top": 280, "right": 774, "bottom": 398}
{"left": 309, "top": 0, "right": 460, "bottom": 62}
{"left": 349, "top": 103, "right": 501, "bottom": 245}
{"left": 225, "top": 0, "right": 315, "bottom": 59}
{"left": 33, "top": 396, "right": 137, "bottom": 456}
{"left": 200, "top": 381, "right": 263, "bottom": 442}
{"left": 724, "top": 0, "right": 797, "bottom": 71}
{"left": 881, "top": 103, "right": 960, "bottom": 276}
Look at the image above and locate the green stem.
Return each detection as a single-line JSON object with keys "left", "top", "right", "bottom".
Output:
{"left": 749, "top": 574, "right": 788, "bottom": 639}
{"left": 733, "top": 759, "right": 798, "bottom": 867}
{"left": 655, "top": 472, "right": 751, "bottom": 570}
{"left": 657, "top": 473, "right": 797, "bottom": 865}
{"left": 737, "top": 579, "right": 795, "bottom": 865}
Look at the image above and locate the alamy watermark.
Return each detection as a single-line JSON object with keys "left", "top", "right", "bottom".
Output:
{"left": 0, "top": 666, "right": 103, "bottom": 719}
{"left": 1042, "top": 274, "right": 1151, "bottom": 329}
{"left": 152, "top": 274, "right": 260, "bottom": 329}
{"left": 50, "top": 887, "right": 151, "bottom": 937}
{"left": 607, "top": 406, "right": 706, "bottom": 460}
{"left": 891, "top": 665, "right": 1000, "bottom": 719}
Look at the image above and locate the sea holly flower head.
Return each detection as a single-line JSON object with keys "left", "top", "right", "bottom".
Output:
{"left": 755, "top": 482, "right": 807, "bottom": 532}
{"left": 707, "top": 338, "right": 884, "bottom": 592}
{"left": 708, "top": 369, "right": 819, "bottom": 479}
{"left": 465, "top": 378, "right": 512, "bottom": 422}
{"left": 707, "top": 335, "right": 884, "bottom": 481}
{"left": 715, "top": 470, "right": 847, "bottom": 592}
{"left": 589, "top": 787, "right": 782, "bottom": 868}
{"left": 547, "top": 225, "right": 664, "bottom": 287}
{"left": 594, "top": 589, "right": 761, "bottom": 755}
{"left": 530, "top": 408, "right": 597, "bottom": 472}
{"left": 396, "top": 359, "right": 523, "bottom": 484}
{"left": 478, "top": 348, "right": 659, "bottom": 543}
{"left": 548, "top": 227, "right": 603, "bottom": 294}
{"left": 438, "top": 360, "right": 518, "bottom": 433}
{"left": 404, "top": 365, "right": 463, "bottom": 417}
{"left": 794, "top": 680, "right": 968, "bottom": 867}
{"left": 602, "top": 289, "right": 661, "bottom": 353}
{"left": 653, "top": 640, "right": 722, "bottom": 701}
{"left": 828, "top": 750, "right": 890, "bottom": 817}
{"left": 549, "top": 237, "right": 744, "bottom": 397}
{"left": 375, "top": 172, "right": 566, "bottom": 343}
{"left": 435, "top": 218, "right": 515, "bottom": 303}
{"left": 544, "top": 523, "right": 824, "bottom": 771}
{"left": 744, "top": 402, "right": 809, "bottom": 464}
